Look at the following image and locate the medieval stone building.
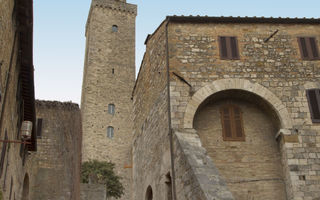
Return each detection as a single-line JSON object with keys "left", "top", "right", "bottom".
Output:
{"left": 0, "top": 0, "right": 37, "bottom": 199}
{"left": 132, "top": 16, "right": 320, "bottom": 200}
{"left": 81, "top": 0, "right": 137, "bottom": 199}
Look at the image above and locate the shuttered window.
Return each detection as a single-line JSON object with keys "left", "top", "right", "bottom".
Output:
{"left": 306, "top": 89, "right": 320, "bottom": 122}
{"left": 220, "top": 105, "right": 245, "bottom": 141}
{"left": 298, "top": 37, "right": 320, "bottom": 60}
{"left": 107, "top": 126, "right": 114, "bottom": 138}
{"left": 219, "top": 36, "right": 240, "bottom": 60}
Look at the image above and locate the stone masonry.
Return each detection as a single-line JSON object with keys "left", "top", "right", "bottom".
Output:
{"left": 29, "top": 100, "right": 82, "bottom": 200}
{"left": 132, "top": 16, "right": 320, "bottom": 200}
{"left": 81, "top": 0, "right": 137, "bottom": 199}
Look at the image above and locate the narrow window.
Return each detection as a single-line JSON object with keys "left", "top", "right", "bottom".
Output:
{"left": 112, "top": 68, "right": 114, "bottom": 74}
{"left": 9, "top": 177, "right": 13, "bottom": 200}
{"left": 219, "top": 36, "right": 240, "bottom": 60}
{"left": 112, "top": 25, "right": 118, "bottom": 32}
{"left": 298, "top": 37, "right": 320, "bottom": 60}
{"left": 165, "top": 173, "right": 172, "bottom": 200}
{"left": 0, "top": 131, "right": 8, "bottom": 177}
{"left": 108, "top": 104, "right": 115, "bottom": 115}
{"left": 107, "top": 126, "right": 114, "bottom": 138}
{"left": 145, "top": 185, "right": 153, "bottom": 200}
{"left": 306, "top": 89, "right": 320, "bottom": 122}
{"left": 220, "top": 105, "right": 245, "bottom": 141}
{"left": 36, "top": 118, "right": 43, "bottom": 138}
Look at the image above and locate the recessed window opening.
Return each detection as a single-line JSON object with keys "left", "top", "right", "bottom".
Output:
{"left": 220, "top": 104, "right": 245, "bottom": 141}
{"left": 306, "top": 89, "right": 320, "bottom": 122}
{"left": 107, "top": 126, "right": 114, "bottom": 138}
{"left": 108, "top": 104, "right": 115, "bottom": 115}
{"left": 219, "top": 36, "right": 240, "bottom": 60}
{"left": 112, "top": 25, "right": 118, "bottom": 32}
{"left": 298, "top": 37, "right": 320, "bottom": 60}
{"left": 145, "top": 185, "right": 153, "bottom": 200}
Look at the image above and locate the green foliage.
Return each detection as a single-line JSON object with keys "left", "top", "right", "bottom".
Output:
{"left": 81, "top": 160, "right": 124, "bottom": 199}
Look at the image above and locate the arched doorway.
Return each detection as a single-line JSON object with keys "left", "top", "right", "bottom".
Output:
{"left": 193, "top": 89, "right": 286, "bottom": 199}
{"left": 21, "top": 174, "right": 29, "bottom": 200}
{"left": 145, "top": 185, "right": 153, "bottom": 200}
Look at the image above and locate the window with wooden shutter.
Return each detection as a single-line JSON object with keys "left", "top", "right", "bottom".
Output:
{"left": 306, "top": 89, "right": 320, "bottom": 122}
{"left": 220, "top": 105, "right": 245, "bottom": 141}
{"left": 219, "top": 36, "right": 240, "bottom": 60}
{"left": 298, "top": 37, "right": 320, "bottom": 60}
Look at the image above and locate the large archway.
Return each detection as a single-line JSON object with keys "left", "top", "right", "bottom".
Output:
{"left": 183, "top": 79, "right": 292, "bottom": 130}
{"left": 193, "top": 89, "right": 287, "bottom": 199}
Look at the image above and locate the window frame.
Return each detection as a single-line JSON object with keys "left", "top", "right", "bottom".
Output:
{"left": 297, "top": 37, "right": 320, "bottom": 60}
{"left": 107, "top": 126, "right": 114, "bottom": 139}
{"left": 306, "top": 89, "right": 320, "bottom": 123}
{"left": 218, "top": 36, "right": 240, "bottom": 60}
{"left": 108, "top": 104, "right": 115, "bottom": 115}
{"left": 220, "top": 104, "right": 245, "bottom": 141}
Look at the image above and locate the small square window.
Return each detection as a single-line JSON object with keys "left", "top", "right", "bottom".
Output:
{"left": 112, "top": 25, "right": 118, "bottom": 32}
{"left": 218, "top": 36, "right": 240, "bottom": 60}
{"left": 297, "top": 37, "right": 320, "bottom": 60}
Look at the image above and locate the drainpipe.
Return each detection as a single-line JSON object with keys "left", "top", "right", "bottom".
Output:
{"left": 165, "top": 17, "right": 177, "bottom": 200}
{"left": 0, "top": 30, "right": 18, "bottom": 135}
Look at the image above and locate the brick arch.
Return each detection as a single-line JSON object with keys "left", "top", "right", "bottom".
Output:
{"left": 183, "top": 79, "right": 292, "bottom": 129}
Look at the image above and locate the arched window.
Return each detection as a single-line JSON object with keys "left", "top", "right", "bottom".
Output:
{"left": 107, "top": 126, "right": 114, "bottom": 139}
{"left": 145, "top": 185, "right": 153, "bottom": 200}
{"left": 112, "top": 25, "right": 118, "bottom": 32}
{"left": 108, "top": 104, "right": 115, "bottom": 115}
{"left": 220, "top": 104, "right": 245, "bottom": 141}
{"left": 165, "top": 173, "right": 172, "bottom": 200}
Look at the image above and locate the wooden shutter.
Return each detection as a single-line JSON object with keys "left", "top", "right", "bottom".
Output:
{"left": 219, "top": 36, "right": 228, "bottom": 59}
{"left": 298, "top": 37, "right": 320, "bottom": 60}
{"left": 306, "top": 89, "right": 320, "bottom": 122}
{"left": 230, "top": 37, "right": 239, "bottom": 59}
{"left": 233, "top": 106, "right": 244, "bottom": 139}
{"left": 309, "top": 37, "right": 320, "bottom": 59}
{"left": 221, "top": 105, "right": 245, "bottom": 141}
{"left": 221, "top": 106, "right": 232, "bottom": 139}
{"left": 219, "top": 36, "right": 239, "bottom": 60}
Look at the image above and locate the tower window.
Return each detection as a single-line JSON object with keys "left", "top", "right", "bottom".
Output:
{"left": 306, "top": 89, "right": 320, "bottom": 122}
{"left": 112, "top": 68, "right": 114, "bottom": 74}
{"left": 220, "top": 104, "right": 245, "bottom": 141}
{"left": 107, "top": 126, "right": 114, "bottom": 138}
{"left": 108, "top": 104, "right": 115, "bottom": 115}
{"left": 218, "top": 36, "right": 240, "bottom": 60}
{"left": 112, "top": 25, "right": 118, "bottom": 32}
{"left": 298, "top": 37, "right": 320, "bottom": 60}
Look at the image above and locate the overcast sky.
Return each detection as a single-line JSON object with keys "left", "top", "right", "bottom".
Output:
{"left": 33, "top": 0, "right": 320, "bottom": 104}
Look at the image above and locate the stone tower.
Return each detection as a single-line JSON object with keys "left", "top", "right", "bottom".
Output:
{"left": 81, "top": 0, "right": 137, "bottom": 199}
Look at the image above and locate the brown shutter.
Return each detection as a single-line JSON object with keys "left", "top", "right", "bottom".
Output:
{"left": 307, "top": 89, "right": 320, "bottom": 122}
{"left": 230, "top": 37, "right": 239, "bottom": 59}
{"left": 309, "top": 37, "right": 320, "bottom": 59}
{"left": 298, "top": 37, "right": 309, "bottom": 59}
{"left": 221, "top": 106, "right": 232, "bottom": 139}
{"left": 219, "top": 36, "right": 228, "bottom": 59}
{"left": 233, "top": 106, "right": 244, "bottom": 139}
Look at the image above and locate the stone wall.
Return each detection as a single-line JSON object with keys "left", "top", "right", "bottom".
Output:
{"left": 0, "top": 0, "right": 34, "bottom": 199}
{"left": 81, "top": 0, "right": 137, "bottom": 199}
{"left": 132, "top": 23, "right": 171, "bottom": 200}
{"left": 167, "top": 21, "right": 320, "bottom": 199}
{"left": 80, "top": 183, "right": 106, "bottom": 200}
{"left": 29, "top": 100, "right": 82, "bottom": 200}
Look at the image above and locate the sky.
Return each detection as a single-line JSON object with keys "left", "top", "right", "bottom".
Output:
{"left": 33, "top": 0, "right": 320, "bottom": 104}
